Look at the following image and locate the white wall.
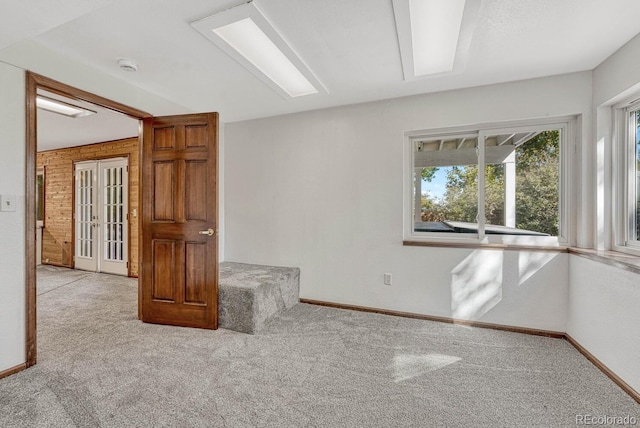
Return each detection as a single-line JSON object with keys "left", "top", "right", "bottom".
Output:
{"left": 0, "top": 62, "right": 26, "bottom": 372}
{"left": 564, "top": 32, "right": 640, "bottom": 395}
{"left": 567, "top": 256, "right": 640, "bottom": 393}
{"left": 592, "top": 32, "right": 640, "bottom": 251}
{"left": 225, "top": 72, "right": 592, "bottom": 332}
{"left": 593, "top": 33, "right": 640, "bottom": 107}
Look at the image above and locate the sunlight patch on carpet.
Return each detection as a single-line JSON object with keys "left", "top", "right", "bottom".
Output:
{"left": 392, "top": 353, "right": 461, "bottom": 382}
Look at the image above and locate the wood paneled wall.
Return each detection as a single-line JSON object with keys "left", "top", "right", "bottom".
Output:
{"left": 37, "top": 137, "right": 139, "bottom": 277}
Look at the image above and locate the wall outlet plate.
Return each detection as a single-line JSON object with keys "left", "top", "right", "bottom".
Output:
{"left": 384, "top": 273, "right": 392, "bottom": 286}
{"left": 0, "top": 194, "right": 16, "bottom": 212}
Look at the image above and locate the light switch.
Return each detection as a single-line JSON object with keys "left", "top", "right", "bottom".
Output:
{"left": 0, "top": 195, "right": 16, "bottom": 212}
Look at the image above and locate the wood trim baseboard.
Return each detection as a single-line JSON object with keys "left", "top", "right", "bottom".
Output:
{"left": 299, "top": 298, "right": 565, "bottom": 338}
{"left": 0, "top": 363, "right": 27, "bottom": 380}
{"left": 565, "top": 334, "right": 640, "bottom": 405}
{"left": 41, "top": 261, "right": 72, "bottom": 269}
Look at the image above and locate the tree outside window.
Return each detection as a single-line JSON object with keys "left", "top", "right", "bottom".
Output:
{"left": 414, "top": 130, "right": 560, "bottom": 236}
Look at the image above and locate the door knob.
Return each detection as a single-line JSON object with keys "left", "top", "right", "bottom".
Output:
{"left": 198, "top": 228, "right": 215, "bottom": 237}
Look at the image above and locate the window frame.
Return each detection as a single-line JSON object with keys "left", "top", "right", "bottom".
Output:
{"left": 403, "top": 116, "right": 575, "bottom": 247}
{"left": 613, "top": 98, "right": 640, "bottom": 255}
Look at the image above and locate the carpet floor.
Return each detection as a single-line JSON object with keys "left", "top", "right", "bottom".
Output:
{"left": 0, "top": 265, "right": 638, "bottom": 427}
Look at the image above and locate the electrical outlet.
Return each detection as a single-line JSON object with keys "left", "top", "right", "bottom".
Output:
{"left": 384, "top": 273, "right": 392, "bottom": 286}
{"left": 0, "top": 195, "right": 16, "bottom": 212}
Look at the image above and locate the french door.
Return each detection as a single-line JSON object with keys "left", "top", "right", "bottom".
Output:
{"left": 74, "top": 157, "right": 129, "bottom": 276}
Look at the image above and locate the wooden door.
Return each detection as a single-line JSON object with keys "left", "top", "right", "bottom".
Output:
{"left": 140, "top": 113, "right": 218, "bottom": 329}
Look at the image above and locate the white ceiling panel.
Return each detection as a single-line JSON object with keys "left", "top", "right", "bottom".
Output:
{"left": 0, "top": 0, "right": 115, "bottom": 50}
{"left": 2, "top": 0, "right": 640, "bottom": 133}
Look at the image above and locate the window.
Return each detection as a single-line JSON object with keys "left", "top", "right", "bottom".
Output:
{"left": 36, "top": 168, "right": 45, "bottom": 226}
{"left": 632, "top": 108, "right": 640, "bottom": 242}
{"left": 404, "top": 118, "right": 573, "bottom": 246}
{"left": 614, "top": 100, "right": 640, "bottom": 253}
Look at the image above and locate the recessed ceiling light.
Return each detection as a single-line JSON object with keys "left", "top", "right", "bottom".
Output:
{"left": 392, "top": 0, "right": 481, "bottom": 80}
{"left": 191, "top": 1, "right": 325, "bottom": 98}
{"left": 36, "top": 95, "right": 97, "bottom": 118}
{"left": 118, "top": 59, "right": 138, "bottom": 72}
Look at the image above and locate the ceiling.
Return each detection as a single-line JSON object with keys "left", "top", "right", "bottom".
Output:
{"left": 37, "top": 90, "right": 139, "bottom": 151}
{"left": 3, "top": 0, "right": 640, "bottom": 149}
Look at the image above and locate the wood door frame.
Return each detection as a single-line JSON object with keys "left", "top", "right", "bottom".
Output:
{"left": 25, "top": 72, "right": 150, "bottom": 367}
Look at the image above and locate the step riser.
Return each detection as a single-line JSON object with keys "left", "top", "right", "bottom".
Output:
{"left": 218, "top": 262, "right": 300, "bottom": 334}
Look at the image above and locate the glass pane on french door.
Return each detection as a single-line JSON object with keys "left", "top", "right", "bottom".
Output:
{"left": 103, "top": 164, "right": 125, "bottom": 263}
{"left": 78, "top": 168, "right": 94, "bottom": 258}
{"left": 75, "top": 162, "right": 97, "bottom": 272}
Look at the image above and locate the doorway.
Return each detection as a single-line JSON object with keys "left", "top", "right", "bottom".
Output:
{"left": 26, "top": 73, "right": 149, "bottom": 367}
{"left": 75, "top": 158, "right": 129, "bottom": 276}
{"left": 26, "top": 72, "right": 220, "bottom": 369}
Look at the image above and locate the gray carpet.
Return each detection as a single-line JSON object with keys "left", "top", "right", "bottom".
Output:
{"left": 0, "top": 266, "right": 637, "bottom": 427}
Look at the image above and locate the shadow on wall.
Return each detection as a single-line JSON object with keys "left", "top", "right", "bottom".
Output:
{"left": 450, "top": 250, "right": 556, "bottom": 320}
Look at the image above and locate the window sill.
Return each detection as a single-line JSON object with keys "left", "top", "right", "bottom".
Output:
{"left": 403, "top": 240, "right": 568, "bottom": 252}
{"left": 568, "top": 248, "right": 640, "bottom": 275}
{"left": 403, "top": 241, "right": 640, "bottom": 274}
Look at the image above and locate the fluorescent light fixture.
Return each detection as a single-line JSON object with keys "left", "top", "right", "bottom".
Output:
{"left": 393, "top": 0, "right": 481, "bottom": 79}
{"left": 410, "top": 0, "right": 465, "bottom": 75}
{"left": 213, "top": 18, "right": 317, "bottom": 97}
{"left": 36, "top": 95, "right": 96, "bottom": 118}
{"left": 191, "top": 1, "right": 325, "bottom": 98}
